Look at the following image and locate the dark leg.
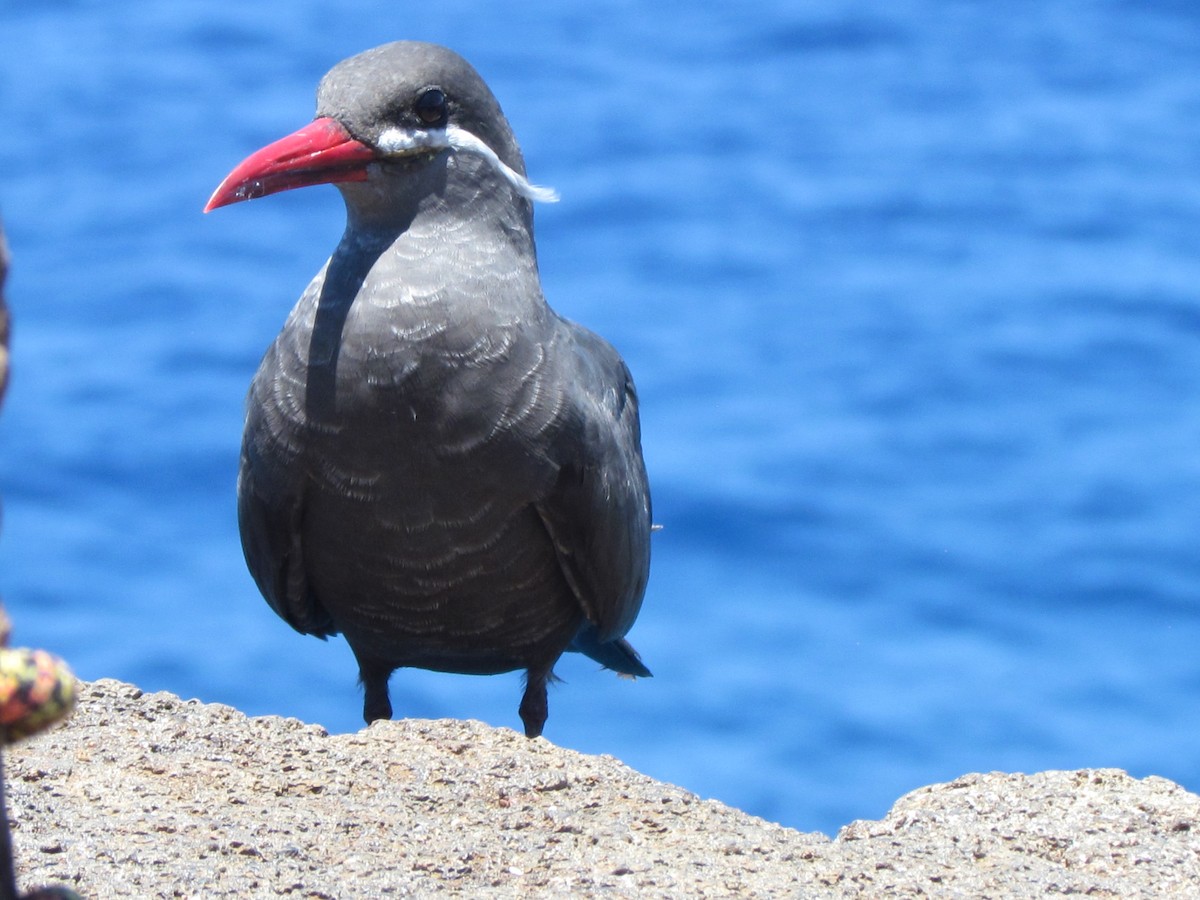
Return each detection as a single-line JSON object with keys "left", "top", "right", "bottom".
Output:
{"left": 358, "top": 662, "right": 394, "bottom": 725}
{"left": 518, "top": 667, "right": 551, "bottom": 738}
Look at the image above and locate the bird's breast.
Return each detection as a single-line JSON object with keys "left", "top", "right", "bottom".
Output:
{"left": 247, "top": 277, "right": 565, "bottom": 528}
{"left": 248, "top": 293, "right": 581, "bottom": 669}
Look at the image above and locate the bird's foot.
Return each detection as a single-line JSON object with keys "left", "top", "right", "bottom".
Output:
{"left": 519, "top": 668, "right": 550, "bottom": 738}
{"left": 358, "top": 663, "right": 394, "bottom": 725}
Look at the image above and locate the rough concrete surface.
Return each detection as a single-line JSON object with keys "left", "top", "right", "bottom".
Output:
{"left": 4, "top": 680, "right": 1199, "bottom": 897}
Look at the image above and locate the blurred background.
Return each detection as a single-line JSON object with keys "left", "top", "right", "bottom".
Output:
{"left": 2, "top": 0, "right": 1200, "bottom": 836}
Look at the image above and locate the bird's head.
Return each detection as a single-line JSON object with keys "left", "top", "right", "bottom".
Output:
{"left": 204, "top": 42, "right": 557, "bottom": 217}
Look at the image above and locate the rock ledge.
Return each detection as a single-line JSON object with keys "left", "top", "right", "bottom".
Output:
{"left": 5, "top": 680, "right": 1198, "bottom": 897}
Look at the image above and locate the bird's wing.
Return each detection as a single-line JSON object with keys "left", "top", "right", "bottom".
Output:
{"left": 535, "top": 323, "right": 652, "bottom": 642}
{"left": 237, "top": 342, "right": 337, "bottom": 639}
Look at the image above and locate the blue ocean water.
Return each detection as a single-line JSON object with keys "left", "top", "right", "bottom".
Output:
{"left": 2, "top": 0, "right": 1200, "bottom": 836}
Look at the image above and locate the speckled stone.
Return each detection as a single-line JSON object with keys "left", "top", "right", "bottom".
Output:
{"left": 5, "top": 680, "right": 1199, "bottom": 898}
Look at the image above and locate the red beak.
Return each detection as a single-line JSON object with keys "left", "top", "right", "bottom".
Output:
{"left": 204, "top": 117, "right": 377, "bottom": 212}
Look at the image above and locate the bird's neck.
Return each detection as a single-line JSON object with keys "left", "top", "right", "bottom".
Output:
{"left": 338, "top": 152, "right": 537, "bottom": 254}
{"left": 323, "top": 159, "right": 544, "bottom": 328}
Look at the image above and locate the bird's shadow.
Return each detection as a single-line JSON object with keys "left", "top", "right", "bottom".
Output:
{"left": 305, "top": 241, "right": 382, "bottom": 423}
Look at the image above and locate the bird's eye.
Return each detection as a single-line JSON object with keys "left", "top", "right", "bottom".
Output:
{"left": 415, "top": 88, "right": 447, "bottom": 125}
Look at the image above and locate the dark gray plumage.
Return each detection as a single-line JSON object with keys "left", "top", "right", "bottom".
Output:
{"left": 207, "top": 42, "right": 652, "bottom": 737}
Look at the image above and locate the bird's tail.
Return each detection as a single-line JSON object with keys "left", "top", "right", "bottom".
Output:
{"left": 568, "top": 625, "right": 652, "bottom": 678}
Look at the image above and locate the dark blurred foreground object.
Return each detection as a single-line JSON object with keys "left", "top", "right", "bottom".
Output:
{"left": 206, "top": 42, "right": 652, "bottom": 737}
{"left": 0, "top": 224, "right": 81, "bottom": 900}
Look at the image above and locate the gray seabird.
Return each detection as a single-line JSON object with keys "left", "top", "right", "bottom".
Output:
{"left": 205, "top": 41, "right": 652, "bottom": 737}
